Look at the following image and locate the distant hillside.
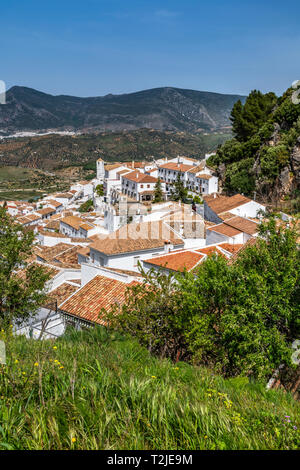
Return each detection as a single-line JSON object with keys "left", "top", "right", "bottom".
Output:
{"left": 0, "top": 86, "right": 245, "bottom": 134}
{"left": 0, "top": 129, "right": 231, "bottom": 170}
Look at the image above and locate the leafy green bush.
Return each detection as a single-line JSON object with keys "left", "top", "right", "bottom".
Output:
{"left": 110, "top": 218, "right": 299, "bottom": 381}
{"left": 213, "top": 85, "right": 300, "bottom": 197}
{"left": 78, "top": 199, "right": 94, "bottom": 213}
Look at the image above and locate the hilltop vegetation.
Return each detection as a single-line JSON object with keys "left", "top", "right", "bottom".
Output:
{"left": 0, "top": 327, "right": 299, "bottom": 450}
{"left": 208, "top": 86, "right": 300, "bottom": 209}
{"left": 0, "top": 129, "right": 231, "bottom": 170}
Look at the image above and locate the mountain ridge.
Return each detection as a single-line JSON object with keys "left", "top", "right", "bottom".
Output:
{"left": 0, "top": 85, "right": 246, "bottom": 134}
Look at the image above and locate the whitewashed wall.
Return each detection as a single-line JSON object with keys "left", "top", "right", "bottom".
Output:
{"left": 230, "top": 201, "right": 265, "bottom": 219}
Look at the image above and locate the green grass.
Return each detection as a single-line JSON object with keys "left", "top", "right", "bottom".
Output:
{"left": 0, "top": 327, "right": 299, "bottom": 450}
{"left": 0, "top": 165, "right": 71, "bottom": 200}
{"left": 0, "top": 166, "right": 36, "bottom": 183}
{"left": 0, "top": 190, "right": 45, "bottom": 201}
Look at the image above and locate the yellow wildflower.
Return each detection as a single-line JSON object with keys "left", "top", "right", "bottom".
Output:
{"left": 151, "top": 376, "right": 156, "bottom": 378}
{"left": 34, "top": 362, "right": 39, "bottom": 367}
{"left": 15, "top": 359, "right": 19, "bottom": 364}
{"left": 53, "top": 346, "right": 57, "bottom": 350}
{"left": 71, "top": 437, "right": 76, "bottom": 443}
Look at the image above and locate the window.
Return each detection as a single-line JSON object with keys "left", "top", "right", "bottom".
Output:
{"left": 140, "top": 184, "right": 144, "bottom": 188}
{"left": 147, "top": 184, "right": 150, "bottom": 188}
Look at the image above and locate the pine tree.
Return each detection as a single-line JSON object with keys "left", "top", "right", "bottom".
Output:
{"left": 171, "top": 173, "right": 188, "bottom": 202}
{"left": 231, "top": 91, "right": 277, "bottom": 142}
{"left": 154, "top": 178, "right": 163, "bottom": 203}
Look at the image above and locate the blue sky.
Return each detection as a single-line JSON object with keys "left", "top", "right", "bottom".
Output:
{"left": 1, "top": 0, "right": 299, "bottom": 97}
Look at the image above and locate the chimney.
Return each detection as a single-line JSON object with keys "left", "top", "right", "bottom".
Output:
{"left": 132, "top": 160, "right": 134, "bottom": 169}
{"left": 213, "top": 193, "right": 217, "bottom": 199}
{"left": 164, "top": 240, "right": 171, "bottom": 253}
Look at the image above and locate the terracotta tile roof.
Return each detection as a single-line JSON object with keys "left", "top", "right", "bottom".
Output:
{"left": 123, "top": 171, "right": 157, "bottom": 183}
{"left": 38, "top": 229, "right": 70, "bottom": 238}
{"left": 17, "top": 263, "right": 60, "bottom": 282}
{"left": 36, "top": 243, "right": 73, "bottom": 263}
{"left": 44, "top": 220, "right": 60, "bottom": 231}
{"left": 159, "top": 162, "right": 194, "bottom": 172}
{"left": 79, "top": 223, "right": 94, "bottom": 231}
{"left": 47, "top": 199, "right": 63, "bottom": 207}
{"left": 196, "top": 173, "right": 212, "bottom": 180}
{"left": 224, "top": 216, "right": 258, "bottom": 235}
{"left": 47, "top": 283, "right": 79, "bottom": 306}
{"left": 196, "top": 246, "right": 226, "bottom": 257}
{"left": 204, "top": 194, "right": 252, "bottom": 214}
{"left": 62, "top": 211, "right": 74, "bottom": 217}
{"left": 53, "top": 245, "right": 82, "bottom": 268}
{"left": 59, "top": 275, "right": 138, "bottom": 324}
{"left": 105, "top": 163, "right": 125, "bottom": 171}
{"left": 218, "top": 211, "right": 236, "bottom": 221}
{"left": 54, "top": 193, "right": 73, "bottom": 199}
{"left": 228, "top": 238, "right": 259, "bottom": 263}
{"left": 186, "top": 161, "right": 206, "bottom": 174}
{"left": 69, "top": 279, "right": 81, "bottom": 285}
{"left": 50, "top": 214, "right": 62, "bottom": 220}
{"left": 27, "top": 213, "right": 42, "bottom": 221}
{"left": 16, "top": 213, "right": 42, "bottom": 224}
{"left": 77, "top": 246, "right": 90, "bottom": 257}
{"left": 208, "top": 224, "right": 242, "bottom": 237}
{"left": 117, "top": 169, "right": 131, "bottom": 175}
{"left": 139, "top": 190, "right": 155, "bottom": 195}
{"left": 218, "top": 243, "right": 244, "bottom": 254}
{"left": 61, "top": 216, "right": 92, "bottom": 230}
{"left": 144, "top": 250, "right": 204, "bottom": 272}
{"left": 90, "top": 220, "right": 184, "bottom": 255}
{"left": 37, "top": 207, "right": 56, "bottom": 216}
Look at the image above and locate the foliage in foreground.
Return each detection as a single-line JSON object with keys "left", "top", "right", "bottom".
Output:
{"left": 109, "top": 217, "right": 300, "bottom": 381}
{"left": 0, "top": 208, "right": 51, "bottom": 329}
{"left": 0, "top": 326, "right": 299, "bottom": 450}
